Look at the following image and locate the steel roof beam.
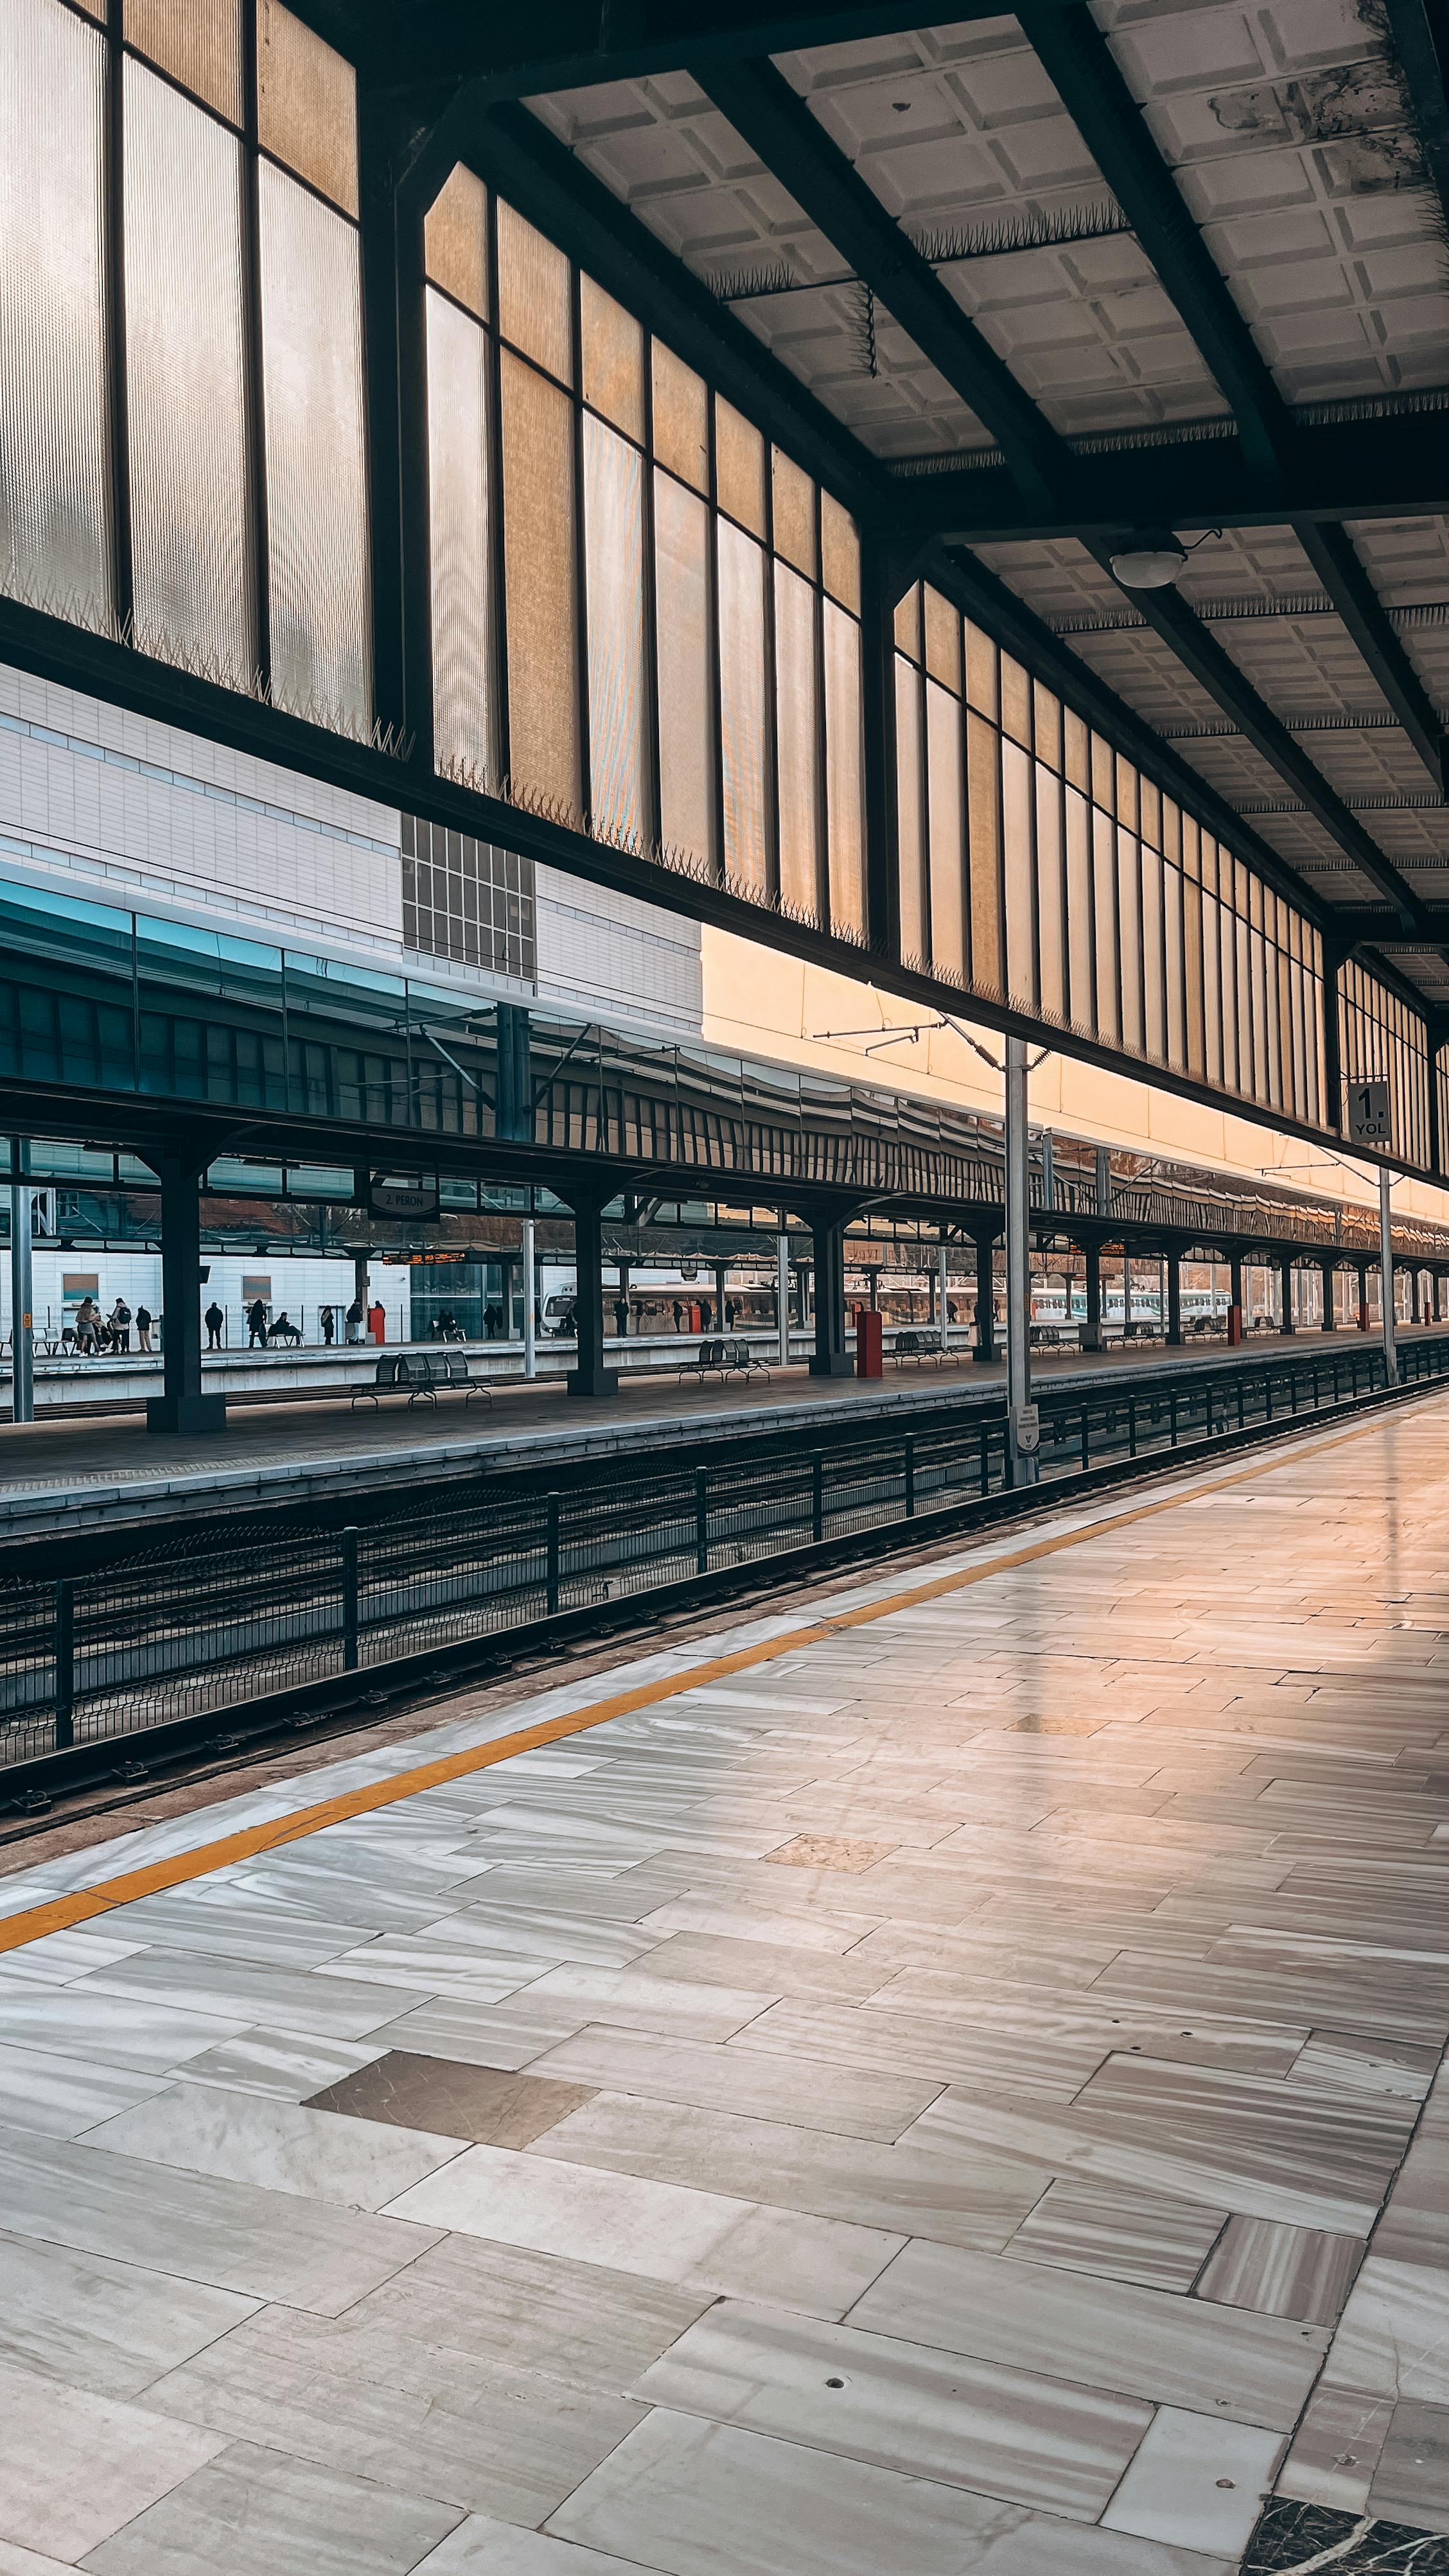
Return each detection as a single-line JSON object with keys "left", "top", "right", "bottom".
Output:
{"left": 1019, "top": 4, "right": 1449, "bottom": 800}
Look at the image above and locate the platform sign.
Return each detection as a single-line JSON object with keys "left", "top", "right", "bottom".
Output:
{"left": 369, "top": 1176, "right": 439, "bottom": 1218}
{"left": 1346, "top": 1080, "right": 1391, "bottom": 1148}
{"left": 1012, "top": 1401, "right": 1041, "bottom": 1454}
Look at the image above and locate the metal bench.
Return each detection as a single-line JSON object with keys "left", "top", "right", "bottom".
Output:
{"left": 678, "top": 1336, "right": 770, "bottom": 1385}
{"left": 890, "top": 1329, "right": 945, "bottom": 1369}
{"left": 351, "top": 1351, "right": 492, "bottom": 1409}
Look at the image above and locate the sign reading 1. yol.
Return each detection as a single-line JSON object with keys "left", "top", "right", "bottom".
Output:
{"left": 1345, "top": 1080, "right": 1391, "bottom": 1149}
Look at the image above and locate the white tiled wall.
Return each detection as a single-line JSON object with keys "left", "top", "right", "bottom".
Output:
{"left": 0, "top": 660, "right": 705, "bottom": 1038}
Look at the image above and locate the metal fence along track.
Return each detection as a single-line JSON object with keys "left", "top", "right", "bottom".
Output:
{"left": 5, "top": 1337, "right": 1447, "bottom": 1778}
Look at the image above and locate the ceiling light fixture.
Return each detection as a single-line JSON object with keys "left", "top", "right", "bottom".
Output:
{"left": 1109, "top": 527, "right": 1224, "bottom": 590}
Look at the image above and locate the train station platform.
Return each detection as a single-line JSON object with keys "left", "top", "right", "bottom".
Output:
{"left": 2, "top": 1321, "right": 1445, "bottom": 1539}
{"left": 0, "top": 1390, "right": 1445, "bottom": 2570}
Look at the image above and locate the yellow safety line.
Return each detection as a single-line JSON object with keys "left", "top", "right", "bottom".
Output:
{"left": 0, "top": 1391, "right": 1434, "bottom": 1954}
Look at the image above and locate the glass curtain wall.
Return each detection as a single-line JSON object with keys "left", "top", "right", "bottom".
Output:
{"left": 422, "top": 184, "right": 867, "bottom": 940}
{"left": 893, "top": 578, "right": 1330, "bottom": 1137}
{"left": 0, "top": 0, "right": 370, "bottom": 730}
{"left": 1339, "top": 958, "right": 1432, "bottom": 1170}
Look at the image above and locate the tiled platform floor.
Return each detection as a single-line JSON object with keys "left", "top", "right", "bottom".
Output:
{"left": 1, "top": 1396, "right": 1448, "bottom": 2571}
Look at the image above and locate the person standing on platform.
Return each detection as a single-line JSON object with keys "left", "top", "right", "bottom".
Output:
{"left": 109, "top": 1297, "right": 132, "bottom": 1352}
{"left": 247, "top": 1297, "right": 268, "bottom": 1348}
{"left": 346, "top": 1294, "right": 365, "bottom": 1345}
{"left": 613, "top": 1294, "right": 629, "bottom": 1338}
{"left": 135, "top": 1302, "right": 154, "bottom": 1353}
{"left": 204, "top": 1299, "right": 224, "bottom": 1351}
{"left": 671, "top": 1297, "right": 684, "bottom": 1333}
{"left": 321, "top": 1306, "right": 335, "bottom": 1345}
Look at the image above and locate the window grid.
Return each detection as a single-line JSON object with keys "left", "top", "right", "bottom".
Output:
{"left": 1339, "top": 958, "right": 1432, "bottom": 1170}
{"left": 400, "top": 814, "right": 535, "bottom": 986}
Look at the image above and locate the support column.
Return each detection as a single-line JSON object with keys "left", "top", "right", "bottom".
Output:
{"left": 566, "top": 1198, "right": 617, "bottom": 1398}
{"left": 1228, "top": 1250, "right": 1244, "bottom": 1347}
{"left": 1321, "top": 1261, "right": 1337, "bottom": 1331}
{"left": 1380, "top": 1170, "right": 1398, "bottom": 1387}
{"left": 973, "top": 1234, "right": 997, "bottom": 1363}
{"left": 1436, "top": 1274, "right": 1445, "bottom": 1325}
{"left": 777, "top": 1231, "right": 791, "bottom": 1367}
{"left": 1005, "top": 1035, "right": 1039, "bottom": 1485}
{"left": 714, "top": 1262, "right": 728, "bottom": 1334}
{"left": 1165, "top": 1252, "right": 1182, "bottom": 1347}
{"left": 1122, "top": 1252, "right": 1134, "bottom": 1338}
{"left": 938, "top": 1240, "right": 949, "bottom": 1347}
{"left": 1081, "top": 1241, "right": 1102, "bottom": 1351}
{"left": 149, "top": 1147, "right": 225, "bottom": 1434}
{"left": 9, "top": 1140, "right": 33, "bottom": 1426}
{"left": 808, "top": 1214, "right": 852, "bottom": 1377}
{"left": 1280, "top": 1258, "right": 1295, "bottom": 1334}
{"left": 1410, "top": 1269, "right": 1422, "bottom": 1326}
{"left": 1357, "top": 1259, "right": 1370, "bottom": 1331}
{"left": 522, "top": 1217, "right": 537, "bottom": 1381}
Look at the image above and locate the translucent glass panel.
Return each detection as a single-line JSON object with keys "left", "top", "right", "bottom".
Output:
{"left": 1339, "top": 959, "right": 1432, "bottom": 1168}
{"left": 925, "top": 681, "right": 964, "bottom": 982}
{"left": 0, "top": 0, "right": 110, "bottom": 629}
{"left": 716, "top": 401, "right": 766, "bottom": 537}
{"left": 258, "top": 161, "right": 370, "bottom": 733}
{"left": 496, "top": 200, "right": 571, "bottom": 385}
{"left": 894, "top": 658, "right": 926, "bottom": 969}
{"left": 126, "top": 0, "right": 242, "bottom": 122}
{"left": 500, "top": 350, "right": 579, "bottom": 814}
{"left": 256, "top": 0, "right": 356, "bottom": 214}
{"left": 425, "top": 167, "right": 487, "bottom": 320}
{"left": 584, "top": 413, "right": 647, "bottom": 845}
{"left": 775, "top": 563, "right": 818, "bottom": 918}
{"left": 717, "top": 519, "right": 768, "bottom": 895}
{"left": 651, "top": 343, "right": 707, "bottom": 493}
{"left": 125, "top": 62, "right": 252, "bottom": 687}
{"left": 582, "top": 276, "right": 643, "bottom": 442}
{"left": 823, "top": 600, "right": 864, "bottom": 938}
{"left": 654, "top": 471, "right": 712, "bottom": 869}
{"left": 772, "top": 448, "right": 815, "bottom": 577}
{"left": 426, "top": 288, "right": 492, "bottom": 784}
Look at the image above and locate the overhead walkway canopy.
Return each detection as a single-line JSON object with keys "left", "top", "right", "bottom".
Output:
{"left": 2, "top": 0, "right": 1448, "bottom": 1177}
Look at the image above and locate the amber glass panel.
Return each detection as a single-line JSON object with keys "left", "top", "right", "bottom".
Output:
{"left": 1181, "top": 813, "right": 1200, "bottom": 881}
{"left": 1141, "top": 843, "right": 1166, "bottom": 1062}
{"left": 893, "top": 583, "right": 922, "bottom": 662}
{"left": 923, "top": 586, "right": 962, "bottom": 694}
{"left": 1265, "top": 932, "right": 1283, "bottom": 1110}
{"left": 1093, "top": 806, "right": 1119, "bottom": 1044}
{"left": 771, "top": 447, "right": 815, "bottom": 577}
{"left": 1002, "top": 737, "right": 1035, "bottom": 1007}
{"left": 925, "top": 679, "right": 965, "bottom": 981}
{"left": 1161, "top": 796, "right": 1180, "bottom": 867}
{"left": 1035, "top": 767, "right": 1065, "bottom": 1021}
{"left": 1202, "top": 888, "right": 1223, "bottom": 1085}
{"left": 774, "top": 561, "right": 819, "bottom": 918}
{"left": 496, "top": 198, "right": 572, "bottom": 384}
{"left": 717, "top": 516, "right": 769, "bottom": 893}
{"left": 584, "top": 412, "right": 647, "bottom": 843}
{"left": 581, "top": 274, "right": 644, "bottom": 443}
{"left": 256, "top": 0, "right": 356, "bottom": 213}
{"left": 1065, "top": 789, "right": 1093, "bottom": 1032}
{"left": 1252, "top": 921, "right": 1270, "bottom": 1101}
{"left": 1139, "top": 777, "right": 1161, "bottom": 850}
{"left": 1033, "top": 681, "right": 1061, "bottom": 773}
{"left": 651, "top": 342, "right": 708, "bottom": 492}
{"left": 1115, "top": 755, "right": 1137, "bottom": 832}
{"left": 1164, "top": 864, "right": 1186, "bottom": 1070}
{"left": 821, "top": 493, "right": 860, "bottom": 612}
{"left": 716, "top": 399, "right": 766, "bottom": 535}
{"left": 967, "top": 712, "right": 1003, "bottom": 995}
{"left": 823, "top": 600, "right": 865, "bottom": 936}
{"left": 1182, "top": 875, "right": 1204, "bottom": 1079}
{"left": 654, "top": 470, "right": 713, "bottom": 870}
{"left": 895, "top": 658, "right": 926, "bottom": 968}
{"left": 965, "top": 622, "right": 997, "bottom": 719}
{"left": 1000, "top": 655, "right": 1031, "bottom": 748}
{"left": 427, "top": 287, "right": 492, "bottom": 784}
{"left": 1117, "top": 832, "right": 1144, "bottom": 1053}
{"left": 1091, "top": 732, "right": 1114, "bottom": 815}
{"left": 500, "top": 349, "right": 579, "bottom": 814}
{"left": 1064, "top": 707, "right": 1089, "bottom": 793}
{"left": 425, "top": 166, "right": 488, "bottom": 320}
{"left": 127, "top": 0, "right": 242, "bottom": 121}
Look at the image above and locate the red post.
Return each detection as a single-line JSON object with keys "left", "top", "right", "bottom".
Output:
{"left": 854, "top": 1307, "right": 884, "bottom": 1379}
{"left": 1227, "top": 1304, "right": 1243, "bottom": 1346}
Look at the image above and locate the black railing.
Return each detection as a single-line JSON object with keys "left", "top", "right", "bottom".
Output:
{"left": 3, "top": 1334, "right": 1447, "bottom": 1776}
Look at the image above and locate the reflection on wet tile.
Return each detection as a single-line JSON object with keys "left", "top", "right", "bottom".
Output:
{"left": 303, "top": 2049, "right": 595, "bottom": 2148}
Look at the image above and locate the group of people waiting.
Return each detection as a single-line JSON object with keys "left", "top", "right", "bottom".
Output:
{"left": 68, "top": 1295, "right": 152, "bottom": 1354}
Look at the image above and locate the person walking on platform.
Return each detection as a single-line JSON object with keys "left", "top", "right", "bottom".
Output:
{"left": 346, "top": 1295, "right": 366, "bottom": 1345}
{"left": 109, "top": 1297, "right": 131, "bottom": 1353}
{"left": 247, "top": 1297, "right": 268, "bottom": 1348}
{"left": 73, "top": 1295, "right": 99, "bottom": 1355}
{"left": 135, "top": 1302, "right": 153, "bottom": 1353}
{"left": 204, "top": 1299, "right": 224, "bottom": 1351}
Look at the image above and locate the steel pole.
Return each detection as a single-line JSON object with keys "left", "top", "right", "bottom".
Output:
{"left": 1005, "top": 1038, "right": 1039, "bottom": 1485}
{"left": 1379, "top": 1168, "right": 1398, "bottom": 1387}
{"left": 777, "top": 1231, "right": 790, "bottom": 1367}
{"left": 522, "top": 1216, "right": 536, "bottom": 1382}
{"left": 938, "top": 1239, "right": 949, "bottom": 1350}
{"left": 9, "top": 1140, "right": 32, "bottom": 1426}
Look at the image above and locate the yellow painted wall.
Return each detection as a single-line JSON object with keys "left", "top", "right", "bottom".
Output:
{"left": 702, "top": 927, "right": 1449, "bottom": 1230}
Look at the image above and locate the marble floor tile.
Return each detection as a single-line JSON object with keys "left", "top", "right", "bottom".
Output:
{"left": 166, "top": 2035, "right": 391, "bottom": 2103}
{"left": 416, "top": 1906, "right": 662, "bottom": 1969}
{"left": 410, "top": 2520, "right": 645, "bottom": 2575}
{"left": 0, "top": 2039, "right": 172, "bottom": 2140}
{"left": 547, "top": 2408, "right": 1233, "bottom": 2576}
{"left": 527, "top": 2090, "right": 1041, "bottom": 2247}
{"left": 1003, "top": 2180, "right": 1227, "bottom": 2291}
{"left": 508, "top": 1965, "right": 778, "bottom": 2042}
{"left": 354, "top": 2232, "right": 710, "bottom": 2394}
{"left": 1290, "top": 2033, "right": 1438, "bottom": 2101}
{"left": 764, "top": 1835, "right": 898, "bottom": 1871}
{"left": 79, "top": 2081, "right": 468, "bottom": 2211}
{"left": 630, "top": 2297, "right": 1152, "bottom": 2519}
{"left": 1196, "top": 2214, "right": 1363, "bottom": 2324}
{"left": 1102, "top": 2405, "right": 1285, "bottom": 2554}
{"left": 303, "top": 2051, "right": 596, "bottom": 2148}
{"left": 1367, "top": 2403, "right": 1449, "bottom": 2534}
{"left": 848, "top": 2237, "right": 1327, "bottom": 2430}
{"left": 1277, "top": 2383, "right": 1396, "bottom": 2513}
{"left": 0, "top": 2355, "right": 227, "bottom": 2562}
{"left": 96, "top": 1891, "right": 382, "bottom": 1969}
{"left": 1323, "top": 2257, "right": 1449, "bottom": 2401}
{"left": 0, "top": 2231, "right": 254, "bottom": 2399}
{"left": 527, "top": 2024, "right": 941, "bottom": 2140}
{"left": 730, "top": 1994, "right": 1111, "bottom": 2099}
{"left": 0, "top": 1989, "right": 250, "bottom": 2071}
{"left": 1241, "top": 2498, "right": 1449, "bottom": 2575}
{"left": 85, "top": 1955, "right": 427, "bottom": 2041}
{"left": 0, "top": 2127, "right": 439, "bottom": 2312}
{"left": 375, "top": 1997, "right": 590, "bottom": 2071}
{"left": 79, "top": 2438, "right": 462, "bottom": 2575}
